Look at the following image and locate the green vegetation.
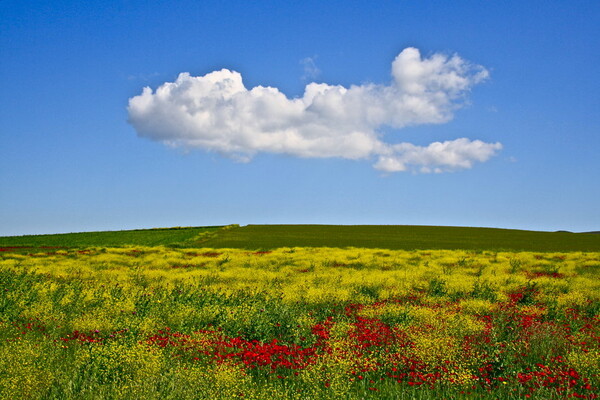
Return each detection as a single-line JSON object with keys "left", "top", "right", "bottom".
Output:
{"left": 0, "top": 226, "right": 225, "bottom": 249}
{"left": 1, "top": 246, "right": 598, "bottom": 399}
{"left": 2, "top": 224, "right": 600, "bottom": 252}
{"left": 201, "top": 224, "right": 600, "bottom": 252}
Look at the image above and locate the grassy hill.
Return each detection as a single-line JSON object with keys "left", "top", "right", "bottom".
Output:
{"left": 200, "top": 224, "right": 600, "bottom": 252}
{"left": 0, "top": 226, "right": 223, "bottom": 248}
{"left": 2, "top": 224, "right": 600, "bottom": 252}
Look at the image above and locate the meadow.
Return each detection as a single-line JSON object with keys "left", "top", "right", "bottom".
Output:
{"left": 1, "top": 230, "right": 599, "bottom": 399}
{"left": 200, "top": 225, "right": 600, "bottom": 252}
{"left": 3, "top": 224, "right": 600, "bottom": 252}
{"left": 0, "top": 226, "right": 224, "bottom": 249}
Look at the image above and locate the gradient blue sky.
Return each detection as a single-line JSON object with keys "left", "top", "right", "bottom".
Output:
{"left": 1, "top": 0, "right": 599, "bottom": 236}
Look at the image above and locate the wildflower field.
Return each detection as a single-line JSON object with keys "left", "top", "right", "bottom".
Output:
{"left": 1, "top": 228, "right": 599, "bottom": 399}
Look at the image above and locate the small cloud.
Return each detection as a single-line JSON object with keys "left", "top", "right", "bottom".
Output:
{"left": 300, "top": 56, "right": 321, "bottom": 81}
{"left": 128, "top": 48, "right": 501, "bottom": 173}
{"left": 486, "top": 105, "right": 498, "bottom": 113}
{"left": 374, "top": 139, "right": 502, "bottom": 173}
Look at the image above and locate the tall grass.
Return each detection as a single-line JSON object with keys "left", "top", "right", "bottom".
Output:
{"left": 1, "top": 246, "right": 598, "bottom": 399}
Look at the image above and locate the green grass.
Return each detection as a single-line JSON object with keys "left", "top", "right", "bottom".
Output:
{"left": 0, "top": 226, "right": 224, "bottom": 249}
{"left": 200, "top": 224, "right": 600, "bottom": 252}
{"left": 1, "top": 224, "right": 599, "bottom": 252}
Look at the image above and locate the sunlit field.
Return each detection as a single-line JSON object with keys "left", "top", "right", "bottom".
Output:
{"left": 1, "top": 244, "right": 598, "bottom": 399}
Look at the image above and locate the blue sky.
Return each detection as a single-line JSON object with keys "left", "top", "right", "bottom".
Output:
{"left": 1, "top": 0, "right": 599, "bottom": 236}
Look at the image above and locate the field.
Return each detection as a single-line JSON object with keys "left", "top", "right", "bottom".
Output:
{"left": 0, "top": 226, "right": 224, "bottom": 249}
{"left": 1, "top": 226, "right": 599, "bottom": 399}
{"left": 199, "top": 225, "right": 600, "bottom": 252}
{"left": 3, "top": 224, "right": 600, "bottom": 252}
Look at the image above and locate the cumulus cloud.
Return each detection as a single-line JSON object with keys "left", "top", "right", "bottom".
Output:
{"left": 127, "top": 47, "right": 501, "bottom": 173}
{"left": 374, "top": 139, "right": 503, "bottom": 173}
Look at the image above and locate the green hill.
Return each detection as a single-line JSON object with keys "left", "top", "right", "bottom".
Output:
{"left": 200, "top": 224, "right": 600, "bottom": 252}
{"left": 0, "top": 226, "right": 223, "bottom": 249}
{"left": 2, "top": 224, "right": 600, "bottom": 252}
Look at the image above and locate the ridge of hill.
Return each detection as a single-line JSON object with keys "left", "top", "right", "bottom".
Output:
{"left": 2, "top": 224, "right": 600, "bottom": 252}
{"left": 0, "top": 226, "right": 225, "bottom": 248}
{"left": 200, "top": 224, "right": 600, "bottom": 252}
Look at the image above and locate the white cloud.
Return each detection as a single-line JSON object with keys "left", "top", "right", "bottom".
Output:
{"left": 374, "top": 139, "right": 503, "bottom": 173}
{"left": 300, "top": 56, "right": 321, "bottom": 81}
{"left": 127, "top": 47, "right": 501, "bottom": 173}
